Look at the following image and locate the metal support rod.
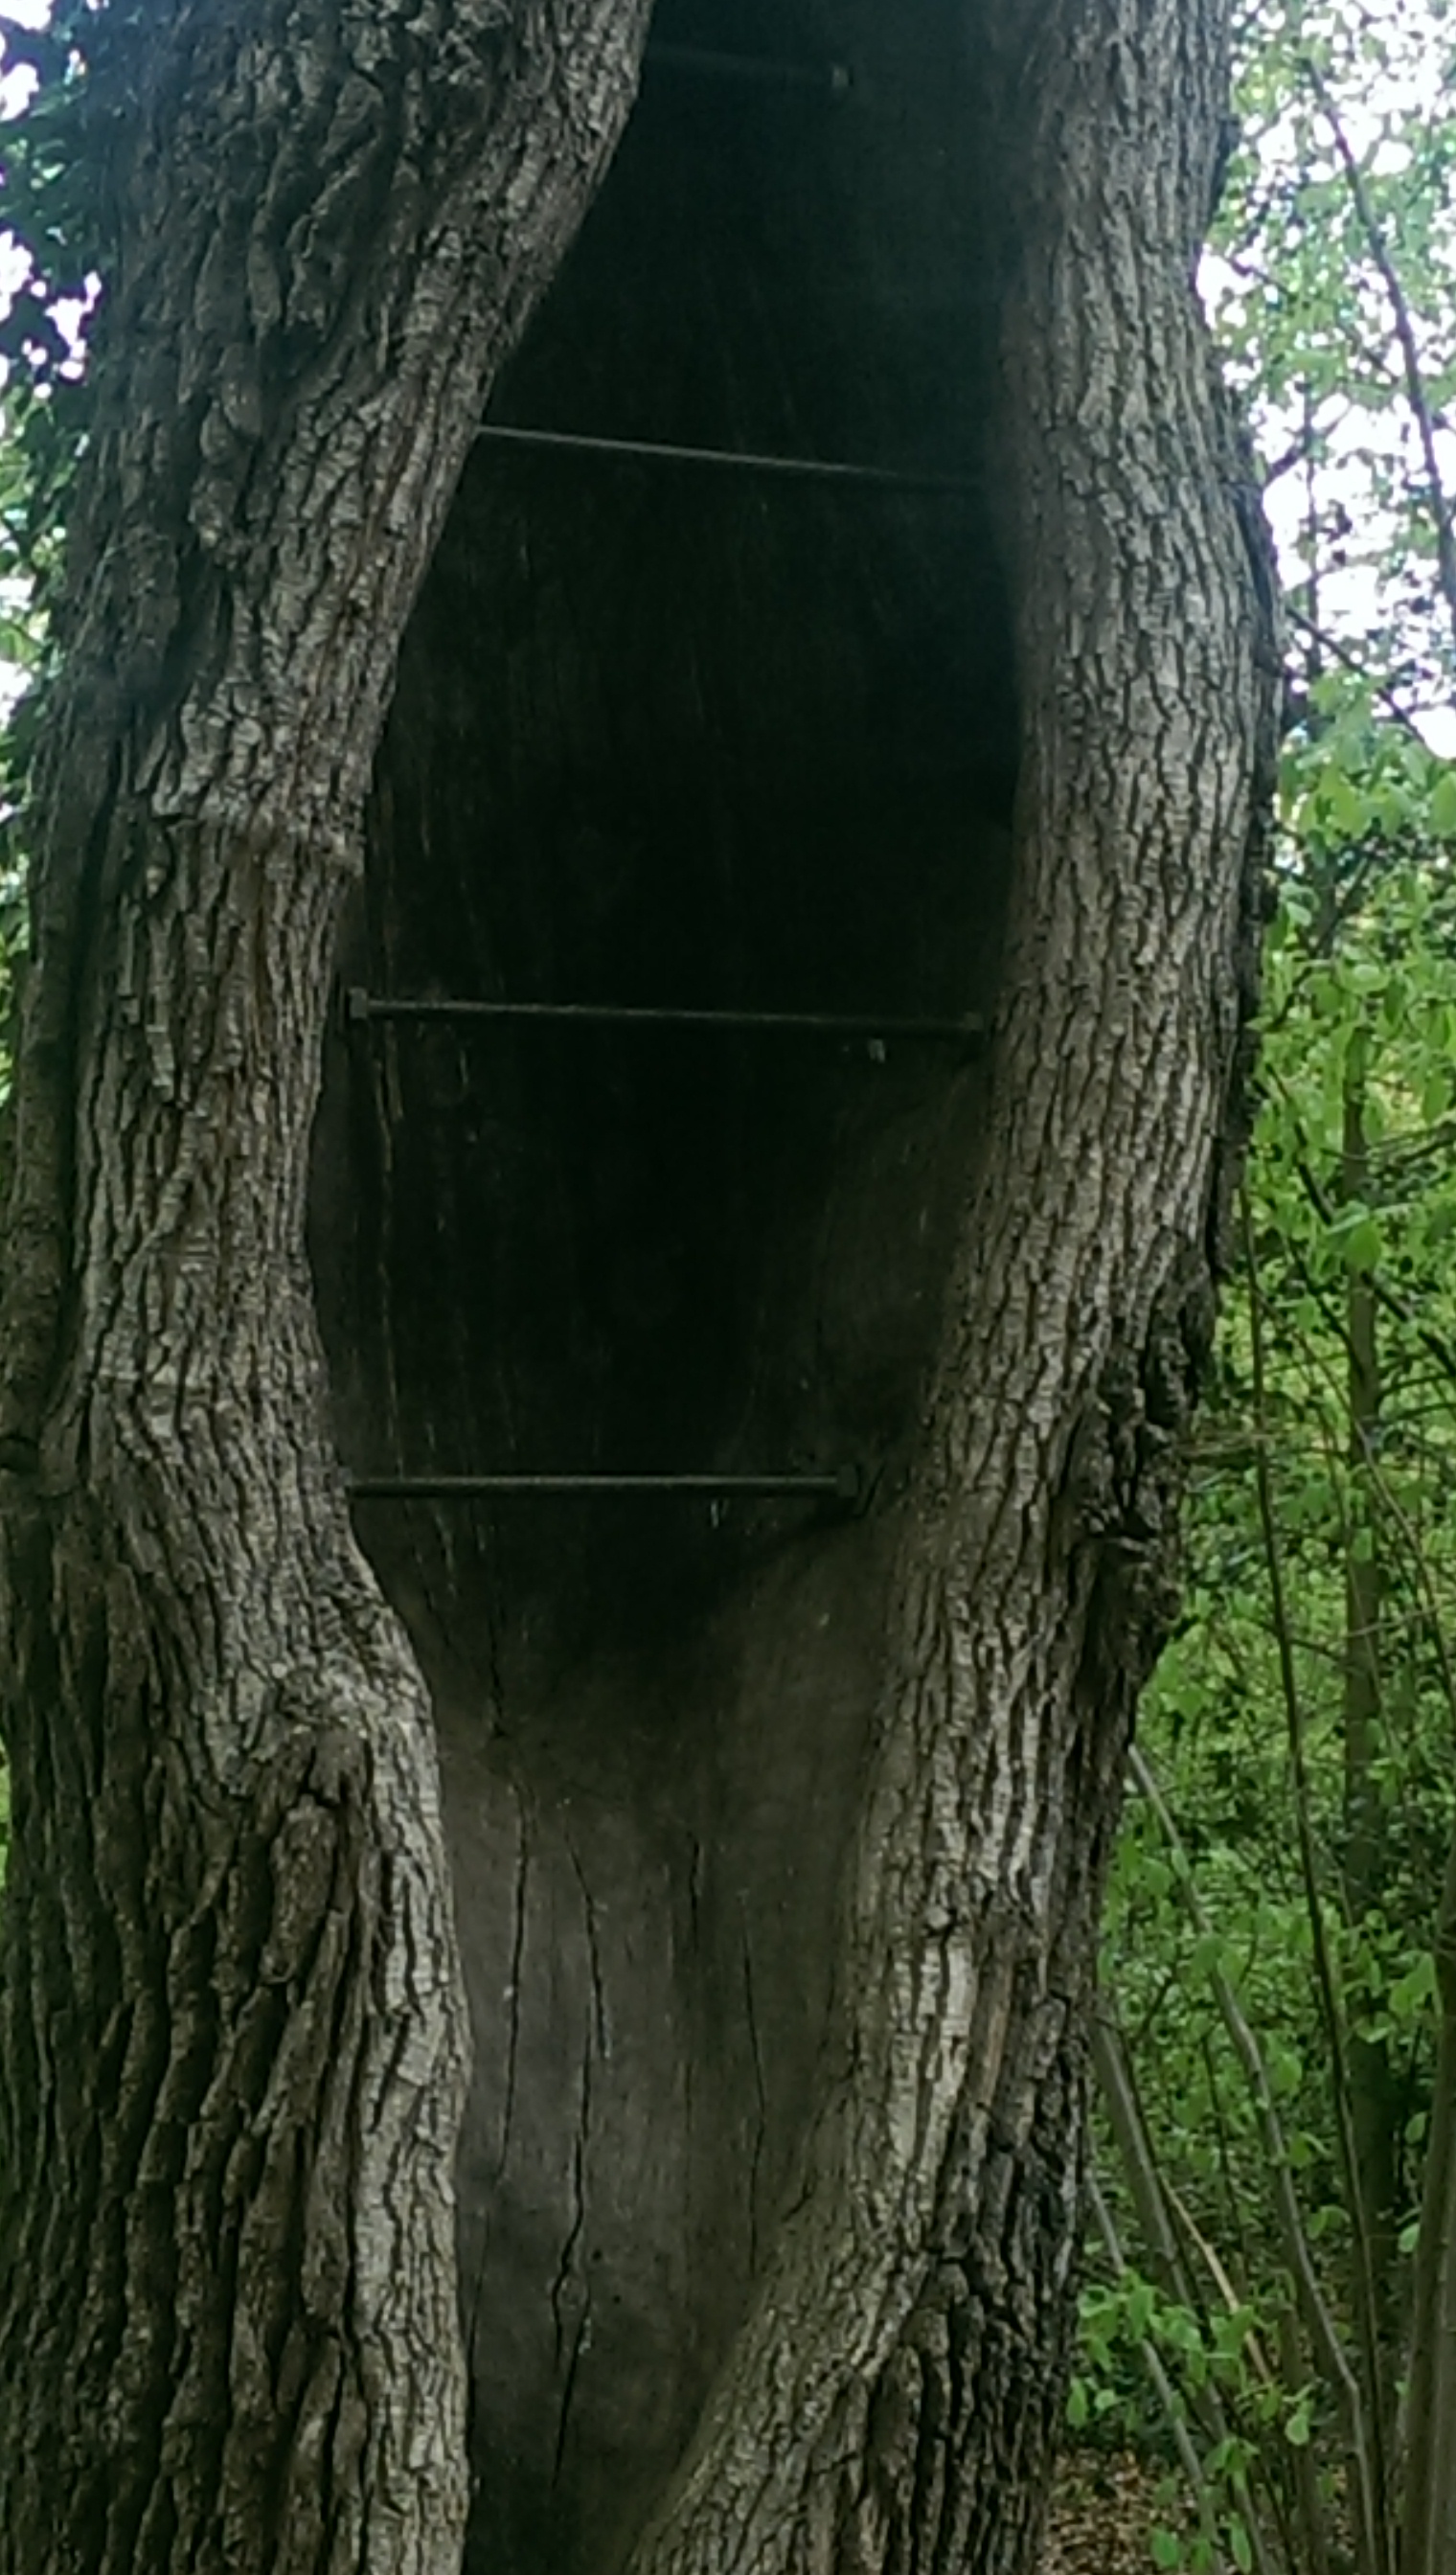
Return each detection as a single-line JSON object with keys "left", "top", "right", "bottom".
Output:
{"left": 645, "top": 43, "right": 853, "bottom": 96}
{"left": 349, "top": 1468, "right": 862, "bottom": 1502}
{"left": 344, "top": 990, "right": 985, "bottom": 1045}
{"left": 473, "top": 421, "right": 978, "bottom": 497}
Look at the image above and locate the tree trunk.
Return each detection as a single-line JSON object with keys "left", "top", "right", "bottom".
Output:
{"left": 0, "top": 0, "right": 1276, "bottom": 2572}
{"left": 314, "top": 0, "right": 1276, "bottom": 2569}
{"left": 624, "top": 0, "right": 1275, "bottom": 2550}
{"left": 0, "top": 7, "right": 650, "bottom": 2571}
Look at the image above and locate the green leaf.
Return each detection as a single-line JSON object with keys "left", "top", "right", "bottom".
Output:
{"left": 1342, "top": 1214, "right": 1382, "bottom": 1272}
{"left": 1323, "top": 772, "right": 1374, "bottom": 838}
{"left": 1431, "top": 767, "right": 1456, "bottom": 838}
{"left": 1390, "top": 1953, "right": 1437, "bottom": 2023}
{"left": 1268, "top": 2039, "right": 1304, "bottom": 2094}
{"left": 1126, "top": 2281, "right": 1156, "bottom": 2338}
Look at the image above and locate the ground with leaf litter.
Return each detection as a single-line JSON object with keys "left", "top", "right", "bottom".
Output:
{"left": 1040, "top": 2451, "right": 1163, "bottom": 2575}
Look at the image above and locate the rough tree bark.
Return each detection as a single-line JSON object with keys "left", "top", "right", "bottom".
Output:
{"left": 0, "top": 0, "right": 1276, "bottom": 2572}
{"left": 0, "top": 5, "right": 651, "bottom": 2570}
{"left": 611, "top": 0, "right": 1276, "bottom": 2560}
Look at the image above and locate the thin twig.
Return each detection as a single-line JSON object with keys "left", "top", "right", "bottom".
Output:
{"left": 1085, "top": 2169, "right": 1210, "bottom": 2503}
{"left": 1261, "top": 1149, "right": 1456, "bottom": 1705}
{"left": 1305, "top": 58, "right": 1456, "bottom": 657}
{"left": 1263, "top": 1063, "right": 1456, "bottom": 1392}
{"left": 1128, "top": 1743, "right": 1367, "bottom": 2441}
{"left": 1241, "top": 1187, "right": 1393, "bottom": 2575}
{"left": 1263, "top": 425, "right": 1317, "bottom": 489}
{"left": 1285, "top": 601, "right": 1430, "bottom": 744}
{"left": 1161, "top": 2176, "right": 1276, "bottom": 2387}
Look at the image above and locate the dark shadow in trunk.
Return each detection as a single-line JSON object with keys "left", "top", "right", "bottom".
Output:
{"left": 310, "top": 3, "right": 1015, "bottom": 2564}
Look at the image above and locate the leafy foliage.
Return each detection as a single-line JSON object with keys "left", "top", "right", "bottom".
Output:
{"left": 1083, "top": 8, "right": 1456, "bottom": 2568}
{"left": 0, "top": 1, "right": 131, "bottom": 1875}
{"left": 1208, "top": 0, "right": 1456, "bottom": 727}
{"left": 1093, "top": 836, "right": 1456, "bottom": 2549}
{"left": 0, "top": 0, "right": 123, "bottom": 607}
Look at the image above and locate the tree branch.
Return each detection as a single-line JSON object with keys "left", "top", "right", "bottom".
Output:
{"left": 1126, "top": 1741, "right": 1368, "bottom": 2464}
{"left": 1285, "top": 601, "right": 1430, "bottom": 744}
{"left": 1241, "top": 1188, "right": 1393, "bottom": 2575}
{"left": 1304, "top": 58, "right": 1456, "bottom": 660}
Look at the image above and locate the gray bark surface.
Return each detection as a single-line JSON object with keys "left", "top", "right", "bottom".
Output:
{"left": 0, "top": 5, "right": 649, "bottom": 2570}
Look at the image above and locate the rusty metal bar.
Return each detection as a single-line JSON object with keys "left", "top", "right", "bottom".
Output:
{"left": 473, "top": 421, "right": 978, "bottom": 496}
{"left": 349, "top": 1467, "right": 862, "bottom": 1503}
{"left": 645, "top": 43, "right": 853, "bottom": 96}
{"left": 344, "top": 990, "right": 985, "bottom": 1045}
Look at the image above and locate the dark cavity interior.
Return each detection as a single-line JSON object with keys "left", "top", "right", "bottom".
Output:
{"left": 310, "top": 4, "right": 1015, "bottom": 2567}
